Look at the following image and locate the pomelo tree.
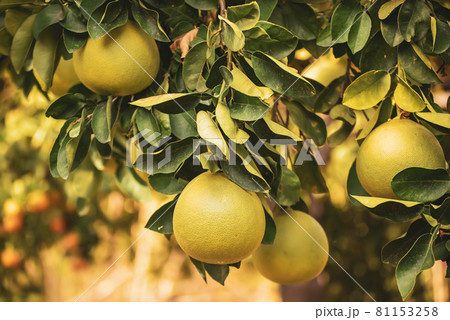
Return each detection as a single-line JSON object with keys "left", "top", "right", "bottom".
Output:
{"left": 0, "top": 0, "right": 449, "bottom": 300}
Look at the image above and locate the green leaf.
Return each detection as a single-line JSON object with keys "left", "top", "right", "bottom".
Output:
{"left": 135, "top": 108, "right": 160, "bottom": 145}
{"left": 204, "top": 263, "right": 229, "bottom": 285}
{"left": 189, "top": 257, "right": 207, "bottom": 282}
{"left": 136, "top": 138, "right": 201, "bottom": 175}
{"left": 287, "top": 101, "right": 327, "bottom": 146}
{"left": 131, "top": 92, "right": 202, "bottom": 114}
{"left": 293, "top": 150, "right": 328, "bottom": 194}
{"left": 60, "top": 3, "right": 87, "bottom": 33}
{"left": 230, "top": 90, "right": 269, "bottom": 121}
{"left": 395, "top": 228, "right": 438, "bottom": 300}
{"left": 348, "top": 12, "right": 371, "bottom": 54}
{"left": 205, "top": 55, "right": 227, "bottom": 89}
{"left": 329, "top": 104, "right": 356, "bottom": 125}
{"left": 314, "top": 77, "right": 344, "bottom": 113}
{"left": 221, "top": 157, "right": 270, "bottom": 192}
{"left": 244, "top": 22, "right": 297, "bottom": 60}
{"left": 33, "top": 3, "right": 64, "bottom": 38}
{"left": 185, "top": 0, "right": 217, "bottom": 10}
{"left": 251, "top": 51, "right": 315, "bottom": 99}
{"left": 381, "top": 10, "right": 404, "bottom": 47}
{"left": 328, "top": 121, "right": 354, "bottom": 147}
{"left": 218, "top": 15, "right": 245, "bottom": 52}
{"left": 398, "top": 43, "right": 441, "bottom": 84}
{"left": 227, "top": 1, "right": 260, "bottom": 31}
{"left": 360, "top": 33, "right": 398, "bottom": 72}
{"left": 131, "top": 2, "right": 170, "bottom": 42}
{"left": 230, "top": 65, "right": 273, "bottom": 100}
{"left": 391, "top": 168, "right": 450, "bottom": 203}
{"left": 343, "top": 70, "right": 391, "bottom": 110}
{"left": 182, "top": 41, "right": 208, "bottom": 91}
{"left": 347, "top": 161, "right": 371, "bottom": 205}
{"left": 431, "top": 197, "right": 450, "bottom": 225}
{"left": 249, "top": 0, "right": 277, "bottom": 21}
{"left": 216, "top": 101, "right": 249, "bottom": 143}
{"left": 416, "top": 112, "right": 450, "bottom": 133}
{"left": 10, "top": 14, "right": 36, "bottom": 73}
{"left": 5, "top": 8, "right": 30, "bottom": 35}
{"left": 351, "top": 195, "right": 424, "bottom": 222}
{"left": 148, "top": 173, "right": 185, "bottom": 195}
{"left": 431, "top": 18, "right": 450, "bottom": 54}
{"left": 197, "top": 111, "right": 229, "bottom": 158}
{"left": 50, "top": 119, "right": 74, "bottom": 177}
{"left": 170, "top": 110, "right": 198, "bottom": 139}
{"left": 0, "top": 28, "right": 12, "bottom": 56}
{"left": 32, "top": 25, "right": 60, "bottom": 91}
{"left": 356, "top": 98, "right": 393, "bottom": 141}
{"left": 269, "top": 2, "right": 318, "bottom": 40}
{"left": 261, "top": 208, "right": 276, "bottom": 245}
{"left": 87, "top": 1, "right": 128, "bottom": 41}
{"left": 145, "top": 197, "right": 179, "bottom": 234}
{"left": 378, "top": 0, "right": 405, "bottom": 19}
{"left": 63, "top": 29, "right": 87, "bottom": 53}
{"left": 253, "top": 117, "right": 301, "bottom": 141}
{"left": 382, "top": 219, "right": 431, "bottom": 265}
{"left": 91, "top": 99, "right": 117, "bottom": 144}
{"left": 276, "top": 167, "right": 301, "bottom": 206}
{"left": 46, "top": 93, "right": 86, "bottom": 119}
{"left": 393, "top": 77, "right": 426, "bottom": 112}
{"left": 398, "top": 0, "right": 430, "bottom": 42}
{"left": 330, "top": 1, "right": 361, "bottom": 42}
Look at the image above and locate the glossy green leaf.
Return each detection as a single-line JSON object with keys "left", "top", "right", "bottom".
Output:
{"left": 360, "top": 33, "right": 398, "bottom": 72}
{"left": 251, "top": 51, "right": 315, "bottom": 99}
{"left": 398, "top": 0, "right": 430, "bottom": 42}
{"left": 398, "top": 43, "right": 441, "bottom": 84}
{"left": 431, "top": 18, "right": 450, "bottom": 54}
{"left": 148, "top": 173, "right": 186, "bottom": 195}
{"left": 249, "top": 0, "right": 277, "bottom": 21}
{"left": 218, "top": 15, "right": 245, "bottom": 51}
{"left": 33, "top": 3, "right": 64, "bottom": 38}
{"left": 204, "top": 263, "right": 229, "bottom": 286}
{"left": 131, "top": 2, "right": 170, "bottom": 42}
{"left": 60, "top": 3, "right": 87, "bottom": 33}
{"left": 356, "top": 98, "right": 393, "bottom": 140}
{"left": 5, "top": 8, "right": 30, "bottom": 35}
{"left": 46, "top": 93, "right": 86, "bottom": 119}
{"left": 145, "top": 197, "right": 179, "bottom": 233}
{"left": 330, "top": 1, "right": 361, "bottom": 42}
{"left": 261, "top": 208, "right": 276, "bottom": 245}
{"left": 396, "top": 229, "right": 437, "bottom": 300}
{"left": 343, "top": 70, "right": 391, "bottom": 110}
{"left": 32, "top": 25, "right": 60, "bottom": 91}
{"left": 131, "top": 92, "right": 202, "bottom": 114}
{"left": 287, "top": 101, "right": 327, "bottom": 146}
{"left": 416, "top": 112, "right": 450, "bottom": 133}
{"left": 382, "top": 219, "right": 431, "bottom": 265}
{"left": 87, "top": 1, "right": 128, "bottom": 41}
{"left": 189, "top": 257, "right": 207, "bottom": 282}
{"left": 227, "top": 1, "right": 260, "bottom": 31}
{"left": 170, "top": 110, "right": 198, "bottom": 139}
{"left": 216, "top": 101, "right": 249, "bottom": 143}
{"left": 244, "top": 21, "right": 298, "bottom": 60}
{"left": 393, "top": 77, "right": 426, "bottom": 112}
{"left": 10, "top": 14, "right": 36, "bottom": 73}
{"left": 391, "top": 168, "right": 450, "bottom": 203}
{"left": 197, "top": 111, "right": 229, "bottom": 158}
{"left": 230, "top": 65, "right": 273, "bottom": 100}
{"left": 293, "top": 151, "right": 328, "bottom": 194}
{"left": 348, "top": 12, "right": 371, "bottom": 54}
{"left": 378, "top": 0, "right": 405, "bottom": 19}
{"left": 314, "top": 77, "right": 344, "bottom": 113}
{"left": 269, "top": 2, "right": 318, "bottom": 40}
{"left": 276, "top": 166, "right": 301, "bottom": 206}
{"left": 183, "top": 41, "right": 208, "bottom": 91}
{"left": 185, "top": 0, "right": 217, "bottom": 10}
{"left": 431, "top": 197, "right": 450, "bottom": 225}
{"left": 63, "top": 29, "right": 87, "bottom": 53}
{"left": 221, "top": 157, "right": 270, "bottom": 192}
{"left": 381, "top": 10, "right": 404, "bottom": 47}
{"left": 230, "top": 90, "right": 269, "bottom": 121}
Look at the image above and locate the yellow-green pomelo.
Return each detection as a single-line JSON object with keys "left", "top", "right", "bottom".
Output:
{"left": 73, "top": 21, "right": 160, "bottom": 96}
{"left": 301, "top": 51, "right": 347, "bottom": 86}
{"left": 356, "top": 119, "right": 446, "bottom": 199}
{"left": 49, "top": 58, "right": 79, "bottom": 97}
{"left": 253, "top": 210, "right": 329, "bottom": 284}
{"left": 173, "top": 172, "right": 265, "bottom": 264}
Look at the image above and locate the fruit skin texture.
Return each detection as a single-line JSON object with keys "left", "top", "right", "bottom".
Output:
{"left": 73, "top": 21, "right": 160, "bottom": 96}
{"left": 253, "top": 210, "right": 329, "bottom": 285}
{"left": 173, "top": 172, "right": 265, "bottom": 264}
{"left": 49, "top": 58, "right": 79, "bottom": 97}
{"left": 1, "top": 248, "right": 22, "bottom": 269}
{"left": 356, "top": 119, "right": 447, "bottom": 199}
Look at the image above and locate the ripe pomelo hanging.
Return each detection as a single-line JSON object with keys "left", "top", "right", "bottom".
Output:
{"left": 253, "top": 209, "right": 329, "bottom": 284}
{"left": 73, "top": 21, "right": 160, "bottom": 96}
{"left": 356, "top": 119, "right": 446, "bottom": 199}
{"left": 173, "top": 172, "right": 266, "bottom": 264}
{"left": 49, "top": 58, "right": 79, "bottom": 97}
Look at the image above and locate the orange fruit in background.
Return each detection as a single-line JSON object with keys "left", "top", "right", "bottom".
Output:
{"left": 1, "top": 248, "right": 23, "bottom": 269}
{"left": 73, "top": 21, "right": 160, "bottom": 96}
{"left": 63, "top": 232, "right": 80, "bottom": 252}
{"left": 49, "top": 216, "right": 66, "bottom": 235}
{"left": 253, "top": 210, "right": 329, "bottom": 285}
{"left": 173, "top": 172, "right": 266, "bottom": 264}
{"left": 3, "top": 214, "right": 24, "bottom": 233}
{"left": 71, "top": 255, "right": 90, "bottom": 271}
{"left": 26, "top": 190, "right": 51, "bottom": 213}
{"left": 356, "top": 119, "right": 447, "bottom": 199}
{"left": 3, "top": 199, "right": 23, "bottom": 216}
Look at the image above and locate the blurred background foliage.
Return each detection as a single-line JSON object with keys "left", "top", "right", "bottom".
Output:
{"left": 0, "top": 48, "right": 448, "bottom": 302}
